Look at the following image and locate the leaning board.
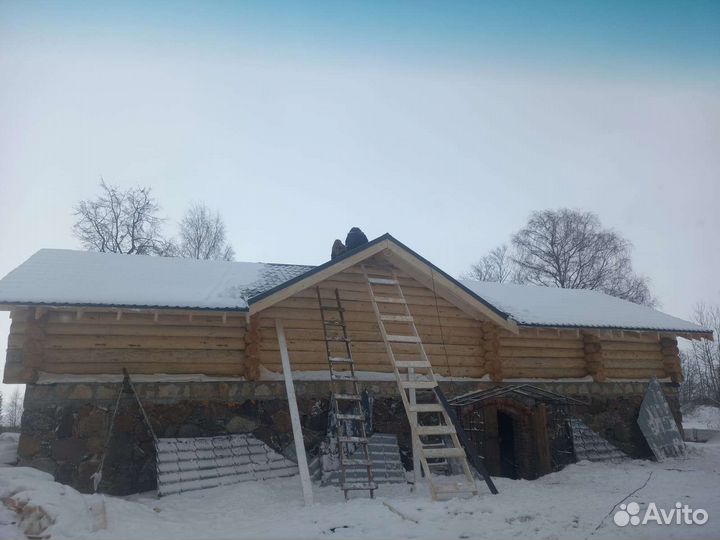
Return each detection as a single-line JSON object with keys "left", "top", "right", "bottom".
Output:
{"left": 156, "top": 434, "right": 298, "bottom": 496}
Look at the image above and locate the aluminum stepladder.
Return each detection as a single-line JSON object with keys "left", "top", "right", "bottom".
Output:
{"left": 316, "top": 287, "right": 376, "bottom": 499}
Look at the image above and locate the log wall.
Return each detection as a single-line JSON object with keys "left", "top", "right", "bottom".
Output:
{"left": 4, "top": 308, "right": 248, "bottom": 382}
{"left": 255, "top": 266, "right": 487, "bottom": 378}
{"left": 2, "top": 263, "right": 683, "bottom": 385}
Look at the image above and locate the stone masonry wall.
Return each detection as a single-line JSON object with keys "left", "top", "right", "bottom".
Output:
{"left": 18, "top": 380, "right": 682, "bottom": 494}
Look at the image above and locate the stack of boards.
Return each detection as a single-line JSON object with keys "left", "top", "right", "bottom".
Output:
{"left": 156, "top": 434, "right": 299, "bottom": 496}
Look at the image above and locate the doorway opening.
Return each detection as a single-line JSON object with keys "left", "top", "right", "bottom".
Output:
{"left": 497, "top": 410, "right": 518, "bottom": 479}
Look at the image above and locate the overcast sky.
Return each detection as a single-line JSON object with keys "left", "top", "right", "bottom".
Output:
{"left": 1, "top": 1, "right": 719, "bottom": 397}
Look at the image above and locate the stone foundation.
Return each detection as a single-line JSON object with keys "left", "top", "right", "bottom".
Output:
{"left": 18, "top": 380, "right": 682, "bottom": 493}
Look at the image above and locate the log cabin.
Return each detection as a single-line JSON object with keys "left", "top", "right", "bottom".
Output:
{"left": 0, "top": 234, "right": 712, "bottom": 494}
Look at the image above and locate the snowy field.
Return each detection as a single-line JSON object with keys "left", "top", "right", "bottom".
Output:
{"left": 682, "top": 405, "right": 720, "bottom": 431}
{"left": 2, "top": 435, "right": 720, "bottom": 540}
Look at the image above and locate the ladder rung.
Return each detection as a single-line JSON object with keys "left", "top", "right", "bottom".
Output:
{"left": 336, "top": 413, "right": 364, "bottom": 421}
{"left": 395, "top": 360, "right": 431, "bottom": 369}
{"left": 329, "top": 357, "right": 353, "bottom": 363}
{"left": 416, "top": 425, "right": 455, "bottom": 436}
{"left": 372, "top": 296, "right": 406, "bottom": 304}
{"left": 334, "top": 394, "right": 362, "bottom": 401}
{"left": 338, "top": 436, "right": 369, "bottom": 444}
{"left": 380, "top": 314, "right": 414, "bottom": 322}
{"left": 401, "top": 380, "right": 437, "bottom": 389}
{"left": 422, "top": 448, "right": 466, "bottom": 459}
{"left": 325, "top": 336, "right": 350, "bottom": 342}
{"left": 387, "top": 334, "right": 420, "bottom": 343}
{"left": 342, "top": 482, "right": 377, "bottom": 491}
{"left": 339, "top": 458, "right": 372, "bottom": 466}
{"left": 320, "top": 305, "right": 344, "bottom": 311}
{"left": 409, "top": 403, "right": 445, "bottom": 413}
{"left": 330, "top": 373, "right": 354, "bottom": 381}
{"left": 323, "top": 320, "right": 344, "bottom": 326}
{"left": 368, "top": 277, "right": 399, "bottom": 285}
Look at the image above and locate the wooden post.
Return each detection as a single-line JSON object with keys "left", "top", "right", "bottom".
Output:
{"left": 275, "top": 319, "right": 314, "bottom": 506}
{"left": 482, "top": 322, "right": 502, "bottom": 382}
{"left": 408, "top": 367, "right": 421, "bottom": 487}
{"left": 660, "top": 337, "right": 682, "bottom": 383}
{"left": 582, "top": 332, "right": 606, "bottom": 382}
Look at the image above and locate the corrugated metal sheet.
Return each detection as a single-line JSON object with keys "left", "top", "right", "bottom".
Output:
{"left": 313, "top": 433, "right": 405, "bottom": 486}
{"left": 638, "top": 378, "right": 686, "bottom": 461}
{"left": 568, "top": 419, "right": 627, "bottom": 462}
{"left": 155, "top": 434, "right": 298, "bottom": 496}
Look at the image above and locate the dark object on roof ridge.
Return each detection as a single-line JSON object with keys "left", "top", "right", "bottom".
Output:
{"left": 331, "top": 239, "right": 346, "bottom": 260}
{"left": 345, "top": 227, "right": 368, "bottom": 250}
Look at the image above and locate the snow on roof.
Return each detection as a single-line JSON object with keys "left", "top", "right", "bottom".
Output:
{"left": 460, "top": 280, "right": 708, "bottom": 333}
{"left": 0, "top": 249, "right": 313, "bottom": 310}
{"left": 0, "top": 248, "right": 709, "bottom": 335}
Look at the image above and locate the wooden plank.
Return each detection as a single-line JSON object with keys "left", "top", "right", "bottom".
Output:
{"left": 275, "top": 320, "right": 314, "bottom": 506}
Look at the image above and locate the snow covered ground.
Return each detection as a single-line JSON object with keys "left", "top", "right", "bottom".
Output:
{"left": 0, "top": 433, "right": 19, "bottom": 466}
{"left": 682, "top": 405, "right": 720, "bottom": 431}
{"left": 2, "top": 438, "right": 720, "bottom": 540}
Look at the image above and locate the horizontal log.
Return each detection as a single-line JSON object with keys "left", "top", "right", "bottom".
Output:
{"left": 501, "top": 357, "right": 586, "bottom": 369}
{"left": 38, "top": 363, "right": 245, "bottom": 376}
{"left": 601, "top": 341, "right": 661, "bottom": 352}
{"left": 39, "top": 335, "right": 247, "bottom": 351}
{"left": 502, "top": 367, "right": 588, "bottom": 378}
{"left": 498, "top": 338, "right": 584, "bottom": 349}
{"left": 603, "top": 358, "right": 664, "bottom": 370}
{"left": 260, "top": 339, "right": 481, "bottom": 356}
{"left": 261, "top": 303, "right": 472, "bottom": 321}
{"left": 38, "top": 349, "right": 245, "bottom": 365}
{"left": 499, "top": 347, "right": 585, "bottom": 359}
{"left": 13, "top": 322, "right": 246, "bottom": 339}
{"left": 258, "top": 327, "right": 479, "bottom": 346}
{"left": 258, "top": 361, "right": 487, "bottom": 379}
{"left": 604, "top": 368, "right": 665, "bottom": 379}
{"left": 44, "top": 310, "right": 246, "bottom": 327}
{"left": 258, "top": 312, "right": 481, "bottom": 329}
{"left": 257, "top": 349, "right": 482, "bottom": 367}
{"left": 602, "top": 350, "right": 664, "bottom": 361}
{"left": 297, "top": 280, "right": 455, "bottom": 304}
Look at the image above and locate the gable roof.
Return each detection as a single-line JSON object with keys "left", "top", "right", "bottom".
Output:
{"left": 461, "top": 280, "right": 709, "bottom": 335}
{"left": 0, "top": 248, "right": 312, "bottom": 311}
{"left": 0, "top": 235, "right": 712, "bottom": 338}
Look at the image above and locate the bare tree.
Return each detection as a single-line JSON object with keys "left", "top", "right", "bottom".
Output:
{"left": 7, "top": 388, "right": 23, "bottom": 428}
{"left": 463, "top": 244, "right": 517, "bottom": 283}
{"left": 73, "top": 180, "right": 166, "bottom": 255}
{"left": 510, "top": 209, "right": 656, "bottom": 306}
{"left": 177, "top": 203, "right": 235, "bottom": 261}
{"left": 680, "top": 303, "right": 720, "bottom": 406}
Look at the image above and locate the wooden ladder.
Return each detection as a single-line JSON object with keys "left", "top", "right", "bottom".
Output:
{"left": 361, "top": 264, "right": 479, "bottom": 500}
{"left": 316, "top": 287, "right": 376, "bottom": 499}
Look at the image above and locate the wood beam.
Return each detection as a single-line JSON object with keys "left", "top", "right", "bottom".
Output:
{"left": 582, "top": 331, "right": 606, "bottom": 382}
{"left": 275, "top": 319, "right": 314, "bottom": 506}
